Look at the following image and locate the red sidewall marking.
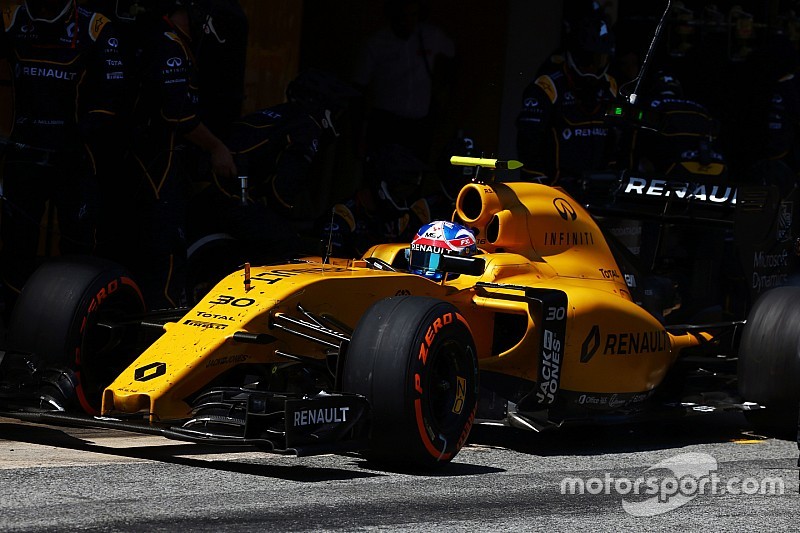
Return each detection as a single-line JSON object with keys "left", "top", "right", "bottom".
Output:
{"left": 415, "top": 398, "right": 452, "bottom": 461}
{"left": 73, "top": 275, "right": 143, "bottom": 415}
{"left": 74, "top": 371, "right": 99, "bottom": 415}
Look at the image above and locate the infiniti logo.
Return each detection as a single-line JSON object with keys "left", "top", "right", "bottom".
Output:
{"left": 166, "top": 57, "right": 182, "bottom": 67}
{"left": 108, "top": 37, "right": 119, "bottom": 48}
{"left": 553, "top": 197, "right": 577, "bottom": 221}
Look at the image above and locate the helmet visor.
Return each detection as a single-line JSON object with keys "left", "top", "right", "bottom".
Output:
{"left": 409, "top": 249, "right": 443, "bottom": 273}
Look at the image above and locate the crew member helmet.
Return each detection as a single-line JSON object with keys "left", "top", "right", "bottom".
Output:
{"left": 651, "top": 71, "right": 683, "bottom": 98}
{"left": 408, "top": 221, "right": 477, "bottom": 281}
{"left": 437, "top": 130, "right": 479, "bottom": 202}
{"left": 565, "top": 13, "right": 615, "bottom": 79}
{"left": 286, "top": 68, "right": 360, "bottom": 136}
{"left": 368, "top": 143, "right": 428, "bottom": 211}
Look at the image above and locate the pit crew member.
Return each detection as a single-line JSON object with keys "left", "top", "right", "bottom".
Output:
{"left": 515, "top": 10, "right": 618, "bottom": 194}
{"left": 0, "top": 0, "right": 125, "bottom": 312}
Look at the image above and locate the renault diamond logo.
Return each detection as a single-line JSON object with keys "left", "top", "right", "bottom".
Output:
{"left": 134, "top": 362, "right": 167, "bottom": 382}
{"left": 581, "top": 325, "right": 600, "bottom": 363}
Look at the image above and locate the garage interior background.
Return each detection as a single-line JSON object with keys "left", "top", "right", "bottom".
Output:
{"left": 268, "top": 0, "right": 800, "bottom": 172}
{"left": 0, "top": 0, "right": 796, "bottom": 204}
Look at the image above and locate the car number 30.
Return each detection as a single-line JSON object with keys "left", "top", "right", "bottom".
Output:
{"left": 208, "top": 295, "right": 256, "bottom": 307}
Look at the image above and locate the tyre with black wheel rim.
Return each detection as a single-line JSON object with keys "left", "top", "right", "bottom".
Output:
{"left": 738, "top": 286, "right": 800, "bottom": 434}
{"left": 6, "top": 256, "right": 146, "bottom": 414}
{"left": 342, "top": 296, "right": 478, "bottom": 468}
{"left": 185, "top": 232, "right": 240, "bottom": 305}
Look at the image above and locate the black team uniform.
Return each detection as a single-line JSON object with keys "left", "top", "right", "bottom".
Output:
{"left": 0, "top": 1, "right": 124, "bottom": 308}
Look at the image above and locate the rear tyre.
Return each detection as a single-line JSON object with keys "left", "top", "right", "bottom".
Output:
{"left": 6, "top": 256, "right": 146, "bottom": 414}
{"left": 184, "top": 233, "right": 240, "bottom": 304}
{"left": 343, "top": 296, "right": 478, "bottom": 468}
{"left": 738, "top": 286, "right": 800, "bottom": 434}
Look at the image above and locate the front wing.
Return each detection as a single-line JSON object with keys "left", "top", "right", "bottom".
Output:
{"left": 1, "top": 389, "right": 370, "bottom": 457}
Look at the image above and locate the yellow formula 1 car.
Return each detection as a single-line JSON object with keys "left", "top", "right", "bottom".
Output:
{"left": 0, "top": 156, "right": 797, "bottom": 468}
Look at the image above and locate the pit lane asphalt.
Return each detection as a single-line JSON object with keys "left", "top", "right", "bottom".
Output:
{"left": 0, "top": 411, "right": 797, "bottom": 531}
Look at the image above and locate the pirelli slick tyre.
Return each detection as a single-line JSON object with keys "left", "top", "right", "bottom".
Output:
{"left": 738, "top": 286, "right": 800, "bottom": 433}
{"left": 343, "top": 296, "right": 478, "bottom": 468}
{"left": 6, "top": 256, "right": 146, "bottom": 414}
{"left": 185, "top": 232, "right": 239, "bottom": 305}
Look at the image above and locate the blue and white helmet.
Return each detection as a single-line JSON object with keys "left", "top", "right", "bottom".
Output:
{"left": 408, "top": 221, "right": 477, "bottom": 281}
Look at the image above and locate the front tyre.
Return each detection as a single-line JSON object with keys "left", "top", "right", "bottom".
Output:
{"left": 6, "top": 256, "right": 146, "bottom": 414}
{"left": 343, "top": 296, "right": 478, "bottom": 468}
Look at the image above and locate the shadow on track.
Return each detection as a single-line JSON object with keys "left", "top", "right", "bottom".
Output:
{"left": 2, "top": 410, "right": 777, "bottom": 479}
{"left": 0, "top": 421, "right": 383, "bottom": 481}
{"left": 465, "top": 411, "right": 776, "bottom": 457}
{"left": 0, "top": 419, "right": 504, "bottom": 479}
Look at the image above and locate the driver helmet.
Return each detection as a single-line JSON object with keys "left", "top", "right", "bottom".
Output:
{"left": 408, "top": 220, "right": 477, "bottom": 281}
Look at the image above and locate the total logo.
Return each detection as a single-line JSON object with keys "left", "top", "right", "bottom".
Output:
{"left": 259, "top": 109, "right": 282, "bottom": 119}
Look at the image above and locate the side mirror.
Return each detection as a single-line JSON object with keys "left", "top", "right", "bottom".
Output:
{"left": 439, "top": 254, "right": 486, "bottom": 277}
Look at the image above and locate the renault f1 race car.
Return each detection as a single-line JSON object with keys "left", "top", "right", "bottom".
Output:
{"left": 1, "top": 154, "right": 797, "bottom": 468}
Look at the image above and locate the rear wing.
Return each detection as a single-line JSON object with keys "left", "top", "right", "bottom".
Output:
{"left": 583, "top": 172, "right": 737, "bottom": 226}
